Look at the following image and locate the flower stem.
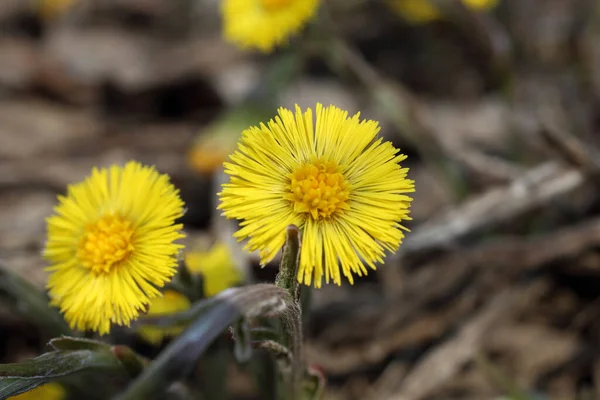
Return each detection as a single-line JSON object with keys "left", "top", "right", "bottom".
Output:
{"left": 274, "top": 225, "right": 304, "bottom": 400}
{"left": 275, "top": 225, "right": 301, "bottom": 301}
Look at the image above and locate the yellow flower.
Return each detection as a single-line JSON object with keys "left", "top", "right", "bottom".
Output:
{"left": 38, "top": 0, "right": 77, "bottom": 20}
{"left": 388, "top": 0, "right": 498, "bottom": 23}
{"left": 218, "top": 104, "right": 414, "bottom": 288}
{"left": 222, "top": 0, "right": 320, "bottom": 52}
{"left": 188, "top": 145, "right": 231, "bottom": 176}
{"left": 44, "top": 161, "right": 185, "bottom": 334}
{"left": 9, "top": 383, "right": 66, "bottom": 400}
{"left": 188, "top": 107, "right": 272, "bottom": 176}
{"left": 186, "top": 243, "right": 242, "bottom": 297}
{"left": 137, "top": 290, "right": 191, "bottom": 345}
{"left": 187, "top": 119, "right": 242, "bottom": 177}
{"left": 463, "top": 0, "right": 499, "bottom": 9}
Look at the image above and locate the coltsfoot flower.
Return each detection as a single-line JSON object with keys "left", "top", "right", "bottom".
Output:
{"left": 9, "top": 383, "right": 65, "bottom": 400}
{"left": 218, "top": 104, "right": 414, "bottom": 287}
{"left": 388, "top": 0, "right": 498, "bottom": 24}
{"left": 185, "top": 242, "right": 243, "bottom": 297}
{"left": 137, "top": 290, "right": 191, "bottom": 345}
{"left": 222, "top": 0, "right": 320, "bottom": 52}
{"left": 44, "top": 161, "right": 185, "bottom": 334}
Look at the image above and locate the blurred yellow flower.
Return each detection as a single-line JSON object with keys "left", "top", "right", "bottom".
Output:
{"left": 9, "top": 383, "right": 65, "bottom": 400}
{"left": 137, "top": 290, "right": 192, "bottom": 345}
{"left": 219, "top": 104, "right": 414, "bottom": 288}
{"left": 188, "top": 145, "right": 231, "bottom": 177}
{"left": 222, "top": 0, "right": 320, "bottom": 52}
{"left": 187, "top": 127, "right": 240, "bottom": 177}
{"left": 38, "top": 0, "right": 77, "bottom": 20}
{"left": 187, "top": 107, "right": 271, "bottom": 176}
{"left": 186, "top": 243, "right": 242, "bottom": 297}
{"left": 388, "top": 0, "right": 498, "bottom": 23}
{"left": 44, "top": 161, "right": 185, "bottom": 335}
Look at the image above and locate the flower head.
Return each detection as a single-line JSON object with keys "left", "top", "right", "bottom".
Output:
{"left": 186, "top": 242, "right": 242, "bottom": 297}
{"left": 9, "top": 383, "right": 65, "bottom": 400}
{"left": 222, "top": 0, "right": 320, "bottom": 52}
{"left": 388, "top": 0, "right": 498, "bottom": 23}
{"left": 44, "top": 161, "right": 185, "bottom": 334}
{"left": 137, "top": 290, "right": 191, "bottom": 345}
{"left": 218, "top": 104, "right": 414, "bottom": 287}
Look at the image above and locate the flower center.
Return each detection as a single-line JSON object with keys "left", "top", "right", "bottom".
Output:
{"left": 77, "top": 213, "right": 135, "bottom": 274}
{"left": 286, "top": 159, "right": 350, "bottom": 220}
{"left": 261, "top": 0, "right": 291, "bottom": 11}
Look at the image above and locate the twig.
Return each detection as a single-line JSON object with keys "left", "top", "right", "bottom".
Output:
{"left": 307, "top": 216, "right": 600, "bottom": 374}
{"left": 442, "top": 141, "right": 524, "bottom": 183}
{"left": 538, "top": 119, "right": 600, "bottom": 176}
{"left": 403, "top": 161, "right": 585, "bottom": 254}
{"left": 387, "top": 280, "right": 549, "bottom": 400}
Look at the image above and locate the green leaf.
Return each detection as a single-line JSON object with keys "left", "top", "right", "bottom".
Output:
{"left": 49, "top": 337, "right": 110, "bottom": 352}
{"left": 49, "top": 337, "right": 147, "bottom": 379}
{"left": 115, "top": 284, "right": 293, "bottom": 400}
{"left": 0, "top": 338, "right": 147, "bottom": 398}
{"left": 0, "top": 349, "right": 125, "bottom": 398}
{"left": 0, "top": 260, "right": 71, "bottom": 337}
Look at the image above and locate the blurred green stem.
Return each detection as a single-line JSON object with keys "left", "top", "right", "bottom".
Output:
{"left": 200, "top": 339, "right": 231, "bottom": 400}
{"left": 248, "top": 50, "right": 306, "bottom": 107}
{"left": 430, "top": 0, "right": 512, "bottom": 79}
{"left": 0, "top": 260, "right": 72, "bottom": 337}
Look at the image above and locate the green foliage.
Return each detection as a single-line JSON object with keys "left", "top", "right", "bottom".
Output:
{"left": 116, "top": 284, "right": 295, "bottom": 400}
{"left": 0, "top": 225, "right": 318, "bottom": 400}
{"left": 0, "top": 261, "right": 71, "bottom": 338}
{"left": 0, "top": 340, "right": 126, "bottom": 398}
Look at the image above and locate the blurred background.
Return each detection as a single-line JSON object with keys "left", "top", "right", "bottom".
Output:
{"left": 2, "top": 0, "right": 600, "bottom": 399}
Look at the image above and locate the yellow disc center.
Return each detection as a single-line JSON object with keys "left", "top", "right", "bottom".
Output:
{"left": 286, "top": 159, "right": 350, "bottom": 220}
{"left": 77, "top": 213, "right": 135, "bottom": 274}
{"left": 261, "top": 0, "right": 291, "bottom": 11}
